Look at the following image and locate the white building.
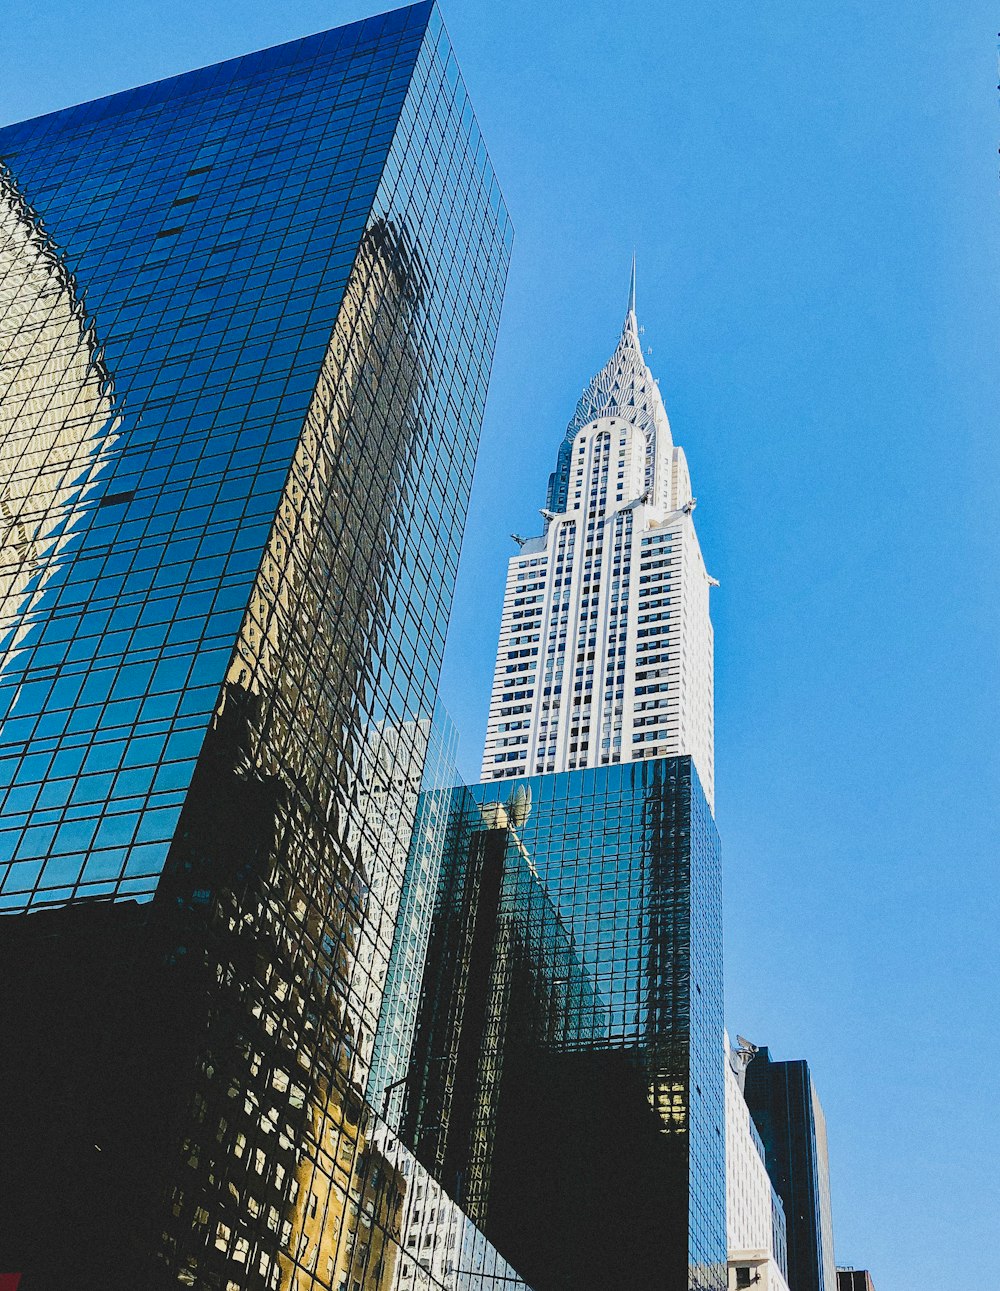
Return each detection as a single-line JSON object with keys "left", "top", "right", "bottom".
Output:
{"left": 726, "top": 1035, "right": 791, "bottom": 1291}
{"left": 480, "top": 266, "right": 715, "bottom": 809}
{"left": 374, "top": 1125, "right": 530, "bottom": 1291}
{"left": 0, "top": 168, "right": 122, "bottom": 660}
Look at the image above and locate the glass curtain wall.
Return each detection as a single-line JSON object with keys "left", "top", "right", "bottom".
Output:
{"left": 402, "top": 759, "right": 727, "bottom": 1291}
{"left": 0, "top": 6, "right": 519, "bottom": 1289}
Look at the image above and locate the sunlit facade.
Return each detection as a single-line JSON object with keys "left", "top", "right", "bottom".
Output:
{"left": 0, "top": 5, "right": 527, "bottom": 1288}
{"left": 369, "top": 706, "right": 462, "bottom": 1132}
{"left": 402, "top": 758, "right": 727, "bottom": 1291}
{"left": 724, "top": 1036, "right": 790, "bottom": 1291}
{"left": 481, "top": 270, "right": 715, "bottom": 810}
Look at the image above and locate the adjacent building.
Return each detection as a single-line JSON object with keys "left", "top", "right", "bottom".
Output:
{"left": 401, "top": 760, "right": 726, "bottom": 1291}
{"left": 724, "top": 1036, "right": 790, "bottom": 1291}
{"left": 480, "top": 268, "right": 716, "bottom": 810}
{"left": 836, "top": 1271, "right": 876, "bottom": 1291}
{"left": 0, "top": 5, "right": 522, "bottom": 1288}
{"left": 743, "top": 1049, "right": 838, "bottom": 1291}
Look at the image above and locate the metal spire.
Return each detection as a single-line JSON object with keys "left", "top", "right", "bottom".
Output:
{"left": 628, "top": 251, "right": 637, "bottom": 316}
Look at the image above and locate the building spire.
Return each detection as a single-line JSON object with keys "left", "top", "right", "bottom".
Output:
{"left": 628, "top": 251, "right": 637, "bottom": 316}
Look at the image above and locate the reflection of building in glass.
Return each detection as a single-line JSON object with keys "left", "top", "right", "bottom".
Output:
{"left": 354, "top": 713, "right": 435, "bottom": 1091}
{"left": 402, "top": 759, "right": 726, "bottom": 1291}
{"left": 370, "top": 707, "right": 461, "bottom": 1131}
{"left": 402, "top": 779, "right": 606, "bottom": 1226}
{"left": 382, "top": 1133, "right": 529, "bottom": 1291}
{"left": 480, "top": 274, "right": 715, "bottom": 810}
{"left": 724, "top": 1034, "right": 790, "bottom": 1291}
{"left": 0, "top": 165, "right": 122, "bottom": 657}
{"left": 0, "top": 6, "right": 522, "bottom": 1289}
{"left": 743, "top": 1048, "right": 838, "bottom": 1291}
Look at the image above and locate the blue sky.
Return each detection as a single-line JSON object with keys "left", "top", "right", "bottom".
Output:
{"left": 3, "top": 2, "right": 998, "bottom": 1287}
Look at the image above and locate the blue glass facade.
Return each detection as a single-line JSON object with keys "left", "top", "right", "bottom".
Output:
{"left": 0, "top": 1, "right": 507, "bottom": 913}
{"left": 401, "top": 758, "right": 727, "bottom": 1291}
{"left": 0, "top": 7, "right": 526, "bottom": 1289}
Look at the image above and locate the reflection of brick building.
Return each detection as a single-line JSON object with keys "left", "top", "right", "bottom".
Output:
{"left": 286, "top": 1088, "right": 406, "bottom": 1291}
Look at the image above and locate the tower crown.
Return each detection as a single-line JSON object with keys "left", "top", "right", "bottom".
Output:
{"left": 484, "top": 258, "right": 715, "bottom": 809}
{"left": 547, "top": 264, "right": 673, "bottom": 514}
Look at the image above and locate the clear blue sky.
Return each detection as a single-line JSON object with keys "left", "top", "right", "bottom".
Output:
{"left": 3, "top": 2, "right": 997, "bottom": 1287}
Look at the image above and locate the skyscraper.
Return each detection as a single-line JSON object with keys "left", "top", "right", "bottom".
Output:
{"left": 743, "top": 1049, "right": 838, "bottom": 1291}
{"left": 402, "top": 760, "right": 726, "bottom": 1291}
{"left": 481, "top": 266, "right": 715, "bottom": 809}
{"left": 393, "top": 275, "right": 726, "bottom": 1289}
{"left": 0, "top": 6, "right": 521, "bottom": 1288}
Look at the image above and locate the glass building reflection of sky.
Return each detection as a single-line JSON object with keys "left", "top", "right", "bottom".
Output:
{"left": 0, "top": 8, "right": 530, "bottom": 1287}
{"left": 0, "top": 2, "right": 510, "bottom": 915}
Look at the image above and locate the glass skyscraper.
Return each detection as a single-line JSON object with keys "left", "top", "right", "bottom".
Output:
{"left": 743, "top": 1049, "right": 838, "bottom": 1291}
{"left": 0, "top": 5, "right": 525, "bottom": 1289}
{"left": 401, "top": 759, "right": 727, "bottom": 1291}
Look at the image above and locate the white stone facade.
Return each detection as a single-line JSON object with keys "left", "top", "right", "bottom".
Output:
{"left": 480, "top": 277, "right": 715, "bottom": 808}
{"left": 725, "top": 1037, "right": 791, "bottom": 1291}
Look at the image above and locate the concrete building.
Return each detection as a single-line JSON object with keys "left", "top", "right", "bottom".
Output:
{"left": 725, "top": 1035, "right": 791, "bottom": 1291}
{"left": 837, "top": 1270, "right": 876, "bottom": 1291}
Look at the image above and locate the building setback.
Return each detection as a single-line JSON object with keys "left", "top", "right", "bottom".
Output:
{"left": 743, "top": 1049, "right": 838, "bottom": 1291}
{"left": 0, "top": 5, "right": 522, "bottom": 1288}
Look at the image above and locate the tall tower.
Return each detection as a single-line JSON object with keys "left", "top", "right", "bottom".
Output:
{"left": 0, "top": 7, "right": 523, "bottom": 1289}
{"left": 396, "top": 277, "right": 726, "bottom": 1291}
{"left": 481, "top": 265, "right": 716, "bottom": 809}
